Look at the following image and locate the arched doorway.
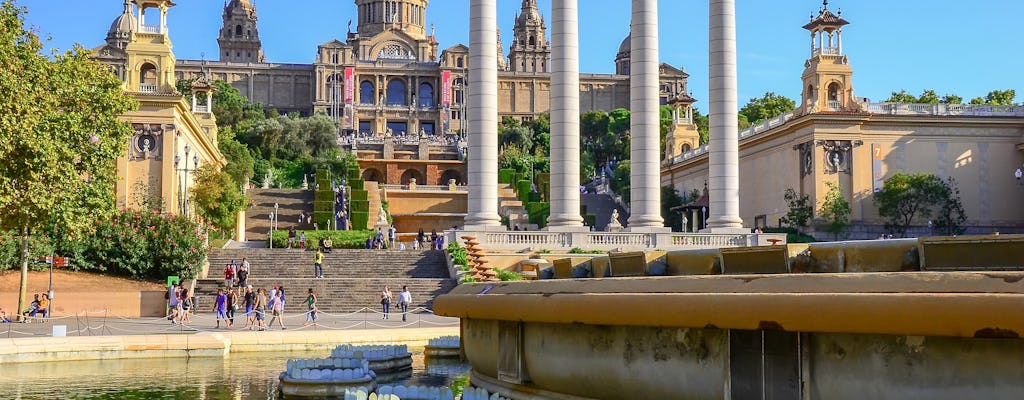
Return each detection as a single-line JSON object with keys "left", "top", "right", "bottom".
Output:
{"left": 400, "top": 168, "right": 425, "bottom": 186}
{"left": 439, "top": 169, "right": 463, "bottom": 185}
{"left": 361, "top": 168, "right": 385, "bottom": 183}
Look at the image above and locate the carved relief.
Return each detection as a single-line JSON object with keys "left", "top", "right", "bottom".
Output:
{"left": 130, "top": 123, "right": 173, "bottom": 160}
{"left": 816, "top": 139, "right": 862, "bottom": 175}
{"left": 793, "top": 141, "right": 815, "bottom": 177}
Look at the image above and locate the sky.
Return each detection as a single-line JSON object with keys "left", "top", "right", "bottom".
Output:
{"left": 21, "top": 0, "right": 1024, "bottom": 108}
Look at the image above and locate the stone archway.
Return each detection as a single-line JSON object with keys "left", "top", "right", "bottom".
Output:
{"left": 361, "top": 168, "right": 385, "bottom": 183}
{"left": 440, "top": 169, "right": 463, "bottom": 185}
{"left": 400, "top": 168, "right": 425, "bottom": 186}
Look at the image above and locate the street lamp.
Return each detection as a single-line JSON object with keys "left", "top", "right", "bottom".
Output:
{"left": 274, "top": 202, "right": 279, "bottom": 232}
{"left": 174, "top": 143, "right": 200, "bottom": 216}
{"left": 268, "top": 213, "right": 274, "bottom": 249}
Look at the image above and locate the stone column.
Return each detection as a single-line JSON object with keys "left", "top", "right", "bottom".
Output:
{"left": 464, "top": 0, "right": 502, "bottom": 230}
{"left": 706, "top": 0, "right": 744, "bottom": 231}
{"left": 626, "top": 0, "right": 665, "bottom": 231}
{"left": 547, "top": 0, "right": 584, "bottom": 230}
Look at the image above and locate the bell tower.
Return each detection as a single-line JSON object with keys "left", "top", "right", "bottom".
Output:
{"left": 799, "top": 0, "right": 854, "bottom": 114}
{"left": 508, "top": 0, "right": 550, "bottom": 73}
{"left": 218, "top": 0, "right": 265, "bottom": 63}
{"left": 124, "top": 0, "right": 177, "bottom": 94}
{"left": 664, "top": 93, "right": 701, "bottom": 163}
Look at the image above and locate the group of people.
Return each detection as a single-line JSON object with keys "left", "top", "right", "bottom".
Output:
{"left": 379, "top": 285, "right": 414, "bottom": 322}
{"left": 366, "top": 226, "right": 398, "bottom": 250}
{"left": 11, "top": 293, "right": 50, "bottom": 323}
{"left": 168, "top": 281, "right": 320, "bottom": 330}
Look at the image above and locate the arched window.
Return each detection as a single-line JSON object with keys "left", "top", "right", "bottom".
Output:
{"left": 682, "top": 143, "right": 692, "bottom": 153}
{"left": 828, "top": 82, "right": 840, "bottom": 102}
{"left": 359, "top": 81, "right": 375, "bottom": 104}
{"left": 418, "top": 82, "right": 434, "bottom": 108}
{"left": 456, "top": 57, "right": 464, "bottom": 68}
{"left": 529, "top": 36, "right": 536, "bottom": 46}
{"left": 235, "top": 25, "right": 242, "bottom": 36}
{"left": 386, "top": 79, "right": 407, "bottom": 105}
{"left": 139, "top": 63, "right": 157, "bottom": 92}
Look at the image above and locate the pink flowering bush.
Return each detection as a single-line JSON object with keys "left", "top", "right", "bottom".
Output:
{"left": 50, "top": 209, "right": 207, "bottom": 280}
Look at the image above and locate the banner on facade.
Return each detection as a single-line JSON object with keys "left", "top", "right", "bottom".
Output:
{"left": 441, "top": 70, "right": 452, "bottom": 106}
{"left": 344, "top": 67, "right": 355, "bottom": 104}
{"left": 872, "top": 143, "right": 884, "bottom": 193}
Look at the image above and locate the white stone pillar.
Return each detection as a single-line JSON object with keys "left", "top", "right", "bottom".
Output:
{"left": 626, "top": 0, "right": 665, "bottom": 231}
{"left": 464, "top": 0, "right": 502, "bottom": 230}
{"left": 706, "top": 0, "right": 744, "bottom": 231}
{"left": 547, "top": 0, "right": 584, "bottom": 230}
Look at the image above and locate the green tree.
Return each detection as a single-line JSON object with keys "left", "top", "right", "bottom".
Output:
{"left": 611, "top": 160, "right": 631, "bottom": 204}
{"left": 941, "top": 94, "right": 963, "bottom": 105}
{"left": 608, "top": 108, "right": 631, "bottom": 136}
{"left": 739, "top": 92, "right": 796, "bottom": 125}
{"left": 0, "top": 1, "right": 137, "bottom": 317}
{"left": 779, "top": 188, "right": 813, "bottom": 233}
{"left": 190, "top": 164, "right": 247, "bottom": 234}
{"left": 934, "top": 177, "right": 967, "bottom": 236}
{"left": 820, "top": 182, "right": 851, "bottom": 240}
{"left": 218, "top": 134, "right": 255, "bottom": 187}
{"left": 874, "top": 173, "right": 949, "bottom": 238}
{"left": 916, "top": 89, "right": 940, "bottom": 104}
{"left": 969, "top": 89, "right": 1016, "bottom": 105}
{"left": 580, "top": 110, "right": 610, "bottom": 155}
{"left": 661, "top": 186, "right": 684, "bottom": 231}
{"left": 692, "top": 107, "right": 710, "bottom": 145}
{"left": 500, "top": 125, "right": 534, "bottom": 155}
{"left": 885, "top": 90, "right": 918, "bottom": 103}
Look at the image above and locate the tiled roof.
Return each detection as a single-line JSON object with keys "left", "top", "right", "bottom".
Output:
{"left": 802, "top": 9, "right": 849, "bottom": 30}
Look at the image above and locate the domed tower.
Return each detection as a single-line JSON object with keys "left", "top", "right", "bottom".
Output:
{"left": 799, "top": 0, "right": 854, "bottom": 114}
{"left": 106, "top": 0, "right": 136, "bottom": 50}
{"left": 508, "top": 0, "right": 550, "bottom": 73}
{"left": 614, "top": 34, "right": 630, "bottom": 75}
{"left": 355, "top": 0, "right": 429, "bottom": 40}
{"left": 218, "top": 0, "right": 265, "bottom": 63}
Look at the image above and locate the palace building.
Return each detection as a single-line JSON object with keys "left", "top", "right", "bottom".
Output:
{"left": 661, "top": 3, "right": 1024, "bottom": 237}
{"left": 92, "top": 0, "right": 227, "bottom": 215}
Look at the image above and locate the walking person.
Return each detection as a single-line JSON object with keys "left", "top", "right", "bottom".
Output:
{"left": 387, "top": 225, "right": 397, "bottom": 249}
{"left": 226, "top": 288, "right": 238, "bottom": 328}
{"left": 398, "top": 286, "right": 412, "bottom": 322}
{"left": 380, "top": 285, "right": 393, "bottom": 320}
{"left": 313, "top": 249, "right": 324, "bottom": 278}
{"left": 253, "top": 288, "right": 267, "bottom": 331}
{"left": 416, "top": 228, "right": 425, "bottom": 249}
{"left": 237, "top": 260, "right": 249, "bottom": 288}
{"left": 268, "top": 290, "right": 286, "bottom": 330}
{"left": 214, "top": 288, "right": 228, "bottom": 329}
{"left": 243, "top": 285, "right": 255, "bottom": 329}
{"left": 166, "top": 285, "right": 179, "bottom": 323}
{"left": 179, "top": 288, "right": 193, "bottom": 325}
{"left": 299, "top": 231, "right": 307, "bottom": 249}
{"left": 304, "top": 288, "right": 318, "bottom": 327}
{"left": 223, "top": 263, "right": 235, "bottom": 288}
{"left": 288, "top": 227, "right": 297, "bottom": 248}
{"left": 430, "top": 229, "right": 438, "bottom": 250}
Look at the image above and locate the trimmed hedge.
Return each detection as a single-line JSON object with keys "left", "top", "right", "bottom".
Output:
{"left": 526, "top": 201, "right": 549, "bottom": 228}
{"left": 529, "top": 191, "right": 541, "bottom": 203}
{"left": 583, "top": 214, "right": 597, "bottom": 228}
{"left": 270, "top": 230, "right": 375, "bottom": 249}
{"left": 315, "top": 190, "right": 335, "bottom": 202}
{"left": 349, "top": 179, "right": 365, "bottom": 191}
{"left": 350, "top": 200, "right": 370, "bottom": 213}
{"left": 350, "top": 190, "right": 368, "bottom": 202}
{"left": 517, "top": 180, "right": 531, "bottom": 202}
{"left": 350, "top": 211, "right": 369, "bottom": 230}
{"left": 498, "top": 169, "right": 516, "bottom": 184}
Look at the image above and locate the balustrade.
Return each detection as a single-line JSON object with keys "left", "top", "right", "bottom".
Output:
{"left": 138, "top": 83, "right": 157, "bottom": 93}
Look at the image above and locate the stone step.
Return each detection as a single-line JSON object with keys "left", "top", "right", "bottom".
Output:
{"left": 192, "top": 278, "right": 457, "bottom": 312}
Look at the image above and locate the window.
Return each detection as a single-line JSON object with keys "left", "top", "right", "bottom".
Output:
{"left": 421, "top": 122, "right": 435, "bottom": 135}
{"left": 682, "top": 143, "right": 692, "bottom": 153}
{"left": 359, "top": 120, "right": 373, "bottom": 134}
{"left": 387, "top": 121, "right": 408, "bottom": 135}
{"left": 327, "top": 74, "right": 342, "bottom": 103}
{"left": 418, "top": 82, "right": 434, "bottom": 108}
{"left": 386, "top": 79, "right": 406, "bottom": 105}
{"left": 359, "top": 81, "right": 375, "bottom": 104}
{"left": 456, "top": 57, "right": 464, "bottom": 68}
{"left": 235, "top": 25, "right": 242, "bottom": 36}
{"left": 378, "top": 44, "right": 413, "bottom": 60}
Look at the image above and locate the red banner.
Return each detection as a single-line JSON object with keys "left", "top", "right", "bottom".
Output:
{"left": 441, "top": 70, "right": 452, "bottom": 106}
{"left": 344, "top": 67, "right": 355, "bottom": 104}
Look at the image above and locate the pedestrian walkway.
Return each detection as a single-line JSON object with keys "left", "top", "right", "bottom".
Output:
{"left": 1, "top": 307, "right": 458, "bottom": 339}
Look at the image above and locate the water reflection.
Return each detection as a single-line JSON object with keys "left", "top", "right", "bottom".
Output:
{"left": 0, "top": 351, "right": 468, "bottom": 400}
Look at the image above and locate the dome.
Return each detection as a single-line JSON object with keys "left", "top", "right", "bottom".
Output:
{"left": 105, "top": 1, "right": 136, "bottom": 48}
{"left": 229, "top": 0, "right": 254, "bottom": 11}
{"left": 616, "top": 34, "right": 631, "bottom": 59}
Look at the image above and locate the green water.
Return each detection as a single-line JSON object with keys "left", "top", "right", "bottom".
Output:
{"left": 0, "top": 351, "right": 469, "bottom": 400}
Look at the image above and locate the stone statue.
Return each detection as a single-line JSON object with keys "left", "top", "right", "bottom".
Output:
{"left": 301, "top": 175, "right": 309, "bottom": 190}
{"left": 375, "top": 204, "right": 389, "bottom": 228}
{"left": 606, "top": 209, "right": 623, "bottom": 232}
{"left": 262, "top": 173, "right": 271, "bottom": 189}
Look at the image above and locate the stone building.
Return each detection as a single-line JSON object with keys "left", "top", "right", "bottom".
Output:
{"left": 91, "top": 0, "right": 227, "bottom": 215}
{"left": 661, "top": 3, "right": 1024, "bottom": 237}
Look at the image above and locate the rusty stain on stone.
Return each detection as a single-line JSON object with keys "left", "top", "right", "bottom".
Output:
{"left": 758, "top": 321, "right": 785, "bottom": 331}
{"left": 974, "top": 327, "right": 1020, "bottom": 339}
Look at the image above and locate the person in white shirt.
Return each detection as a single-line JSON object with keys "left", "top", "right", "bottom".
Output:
{"left": 397, "top": 286, "right": 412, "bottom": 322}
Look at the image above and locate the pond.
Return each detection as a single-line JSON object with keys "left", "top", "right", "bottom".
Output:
{"left": 0, "top": 350, "right": 470, "bottom": 399}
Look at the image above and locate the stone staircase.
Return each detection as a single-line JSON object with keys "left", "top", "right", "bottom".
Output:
{"left": 196, "top": 248, "right": 455, "bottom": 312}
{"left": 582, "top": 193, "right": 628, "bottom": 231}
{"left": 246, "top": 189, "right": 315, "bottom": 242}
{"left": 498, "top": 183, "right": 536, "bottom": 230}
{"left": 366, "top": 181, "right": 382, "bottom": 230}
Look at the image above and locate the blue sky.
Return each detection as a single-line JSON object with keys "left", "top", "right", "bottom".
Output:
{"left": 22, "top": 0, "right": 1023, "bottom": 107}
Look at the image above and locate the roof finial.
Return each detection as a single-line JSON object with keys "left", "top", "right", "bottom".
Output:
{"left": 823, "top": 0, "right": 829, "bottom": 10}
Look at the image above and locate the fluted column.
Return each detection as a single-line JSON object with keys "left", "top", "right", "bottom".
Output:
{"left": 547, "top": 0, "right": 584, "bottom": 230}
{"left": 626, "top": 0, "right": 665, "bottom": 231}
{"left": 464, "top": 0, "right": 502, "bottom": 229}
{"left": 706, "top": 0, "right": 744, "bottom": 230}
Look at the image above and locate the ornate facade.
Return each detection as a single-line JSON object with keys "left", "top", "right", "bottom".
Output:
{"left": 661, "top": 2, "right": 1024, "bottom": 237}
{"left": 91, "top": 0, "right": 227, "bottom": 215}
{"left": 101, "top": 0, "right": 690, "bottom": 133}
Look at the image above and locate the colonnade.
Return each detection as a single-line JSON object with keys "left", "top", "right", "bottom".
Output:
{"left": 465, "top": 0, "right": 743, "bottom": 233}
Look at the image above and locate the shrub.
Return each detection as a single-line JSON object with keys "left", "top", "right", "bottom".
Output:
{"left": 496, "top": 269, "right": 522, "bottom": 281}
{"left": 568, "top": 247, "right": 605, "bottom": 254}
{"left": 447, "top": 241, "right": 468, "bottom": 266}
{"left": 270, "top": 229, "right": 375, "bottom": 249}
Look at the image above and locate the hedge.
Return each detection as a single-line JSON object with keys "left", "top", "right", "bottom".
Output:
{"left": 349, "top": 179, "right": 364, "bottom": 191}
{"left": 315, "top": 190, "right": 335, "bottom": 202}
{"left": 350, "top": 190, "right": 368, "bottom": 202}
{"left": 350, "top": 200, "right": 370, "bottom": 213}
{"left": 498, "top": 169, "right": 516, "bottom": 184}
{"left": 270, "top": 230, "right": 375, "bottom": 249}
{"left": 350, "top": 211, "right": 369, "bottom": 230}
{"left": 526, "top": 201, "right": 549, "bottom": 228}
{"left": 517, "top": 180, "right": 532, "bottom": 203}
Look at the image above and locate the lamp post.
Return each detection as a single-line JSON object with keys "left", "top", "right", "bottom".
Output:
{"left": 274, "top": 202, "right": 279, "bottom": 234}
{"left": 174, "top": 143, "right": 199, "bottom": 216}
{"left": 268, "top": 213, "right": 274, "bottom": 249}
